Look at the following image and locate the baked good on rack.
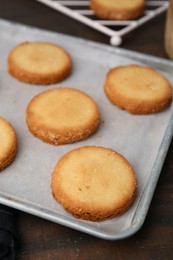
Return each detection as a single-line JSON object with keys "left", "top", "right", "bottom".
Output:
{"left": 51, "top": 146, "right": 137, "bottom": 221}
{"left": 26, "top": 88, "right": 100, "bottom": 145}
{"left": 104, "top": 64, "right": 172, "bottom": 114}
{"left": 8, "top": 41, "right": 72, "bottom": 85}
{"left": 90, "top": 0, "right": 145, "bottom": 20}
{"left": 0, "top": 117, "right": 17, "bottom": 171}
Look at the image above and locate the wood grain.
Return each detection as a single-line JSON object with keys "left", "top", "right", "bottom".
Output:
{"left": 165, "top": 0, "right": 173, "bottom": 59}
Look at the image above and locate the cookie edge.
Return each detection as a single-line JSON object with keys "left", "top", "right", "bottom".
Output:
{"left": 0, "top": 117, "right": 18, "bottom": 172}
{"left": 26, "top": 88, "right": 100, "bottom": 145}
{"left": 8, "top": 42, "right": 72, "bottom": 85}
{"left": 90, "top": 0, "right": 145, "bottom": 20}
{"left": 104, "top": 65, "right": 172, "bottom": 114}
{"left": 51, "top": 146, "right": 137, "bottom": 221}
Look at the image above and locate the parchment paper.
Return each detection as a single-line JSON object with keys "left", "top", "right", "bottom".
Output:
{"left": 0, "top": 19, "right": 172, "bottom": 239}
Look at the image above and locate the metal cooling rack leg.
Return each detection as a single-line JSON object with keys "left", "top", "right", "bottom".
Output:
{"left": 110, "top": 35, "right": 122, "bottom": 46}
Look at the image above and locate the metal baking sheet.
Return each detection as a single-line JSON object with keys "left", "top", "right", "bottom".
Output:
{"left": 0, "top": 19, "right": 173, "bottom": 240}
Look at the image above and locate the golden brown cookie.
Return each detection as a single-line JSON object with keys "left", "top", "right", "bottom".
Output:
{"left": 26, "top": 88, "right": 100, "bottom": 145}
{"left": 104, "top": 65, "right": 172, "bottom": 114}
{"left": 51, "top": 146, "right": 137, "bottom": 221}
{"left": 0, "top": 117, "right": 17, "bottom": 171}
{"left": 90, "top": 0, "right": 145, "bottom": 20}
{"left": 8, "top": 41, "right": 72, "bottom": 85}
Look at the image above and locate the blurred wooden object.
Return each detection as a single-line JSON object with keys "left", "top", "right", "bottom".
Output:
{"left": 165, "top": 0, "right": 173, "bottom": 59}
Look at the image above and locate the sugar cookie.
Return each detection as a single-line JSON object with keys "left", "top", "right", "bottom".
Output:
{"left": 8, "top": 42, "right": 72, "bottom": 85}
{"left": 104, "top": 65, "right": 172, "bottom": 114}
{"left": 90, "top": 0, "right": 145, "bottom": 20}
{"left": 0, "top": 117, "right": 17, "bottom": 171}
{"left": 51, "top": 146, "right": 137, "bottom": 221}
{"left": 26, "top": 88, "right": 100, "bottom": 145}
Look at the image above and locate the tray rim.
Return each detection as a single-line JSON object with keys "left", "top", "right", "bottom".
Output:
{"left": 0, "top": 18, "right": 173, "bottom": 240}
{"left": 0, "top": 114, "right": 172, "bottom": 241}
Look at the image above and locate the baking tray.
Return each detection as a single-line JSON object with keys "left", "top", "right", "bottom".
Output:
{"left": 0, "top": 19, "right": 173, "bottom": 240}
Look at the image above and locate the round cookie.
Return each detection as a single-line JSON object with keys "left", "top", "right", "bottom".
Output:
{"left": 0, "top": 117, "right": 17, "bottom": 171}
{"left": 90, "top": 0, "right": 145, "bottom": 20}
{"left": 8, "top": 41, "right": 72, "bottom": 85}
{"left": 51, "top": 146, "right": 137, "bottom": 221}
{"left": 104, "top": 65, "right": 172, "bottom": 114}
{"left": 26, "top": 88, "right": 100, "bottom": 145}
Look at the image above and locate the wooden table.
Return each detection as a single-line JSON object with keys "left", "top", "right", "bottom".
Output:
{"left": 0, "top": 0, "right": 172, "bottom": 259}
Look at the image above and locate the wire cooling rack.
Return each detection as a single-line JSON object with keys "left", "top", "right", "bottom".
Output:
{"left": 36, "top": 0, "right": 169, "bottom": 45}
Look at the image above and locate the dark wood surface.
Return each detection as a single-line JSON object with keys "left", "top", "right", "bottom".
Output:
{"left": 0, "top": 0, "right": 173, "bottom": 259}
